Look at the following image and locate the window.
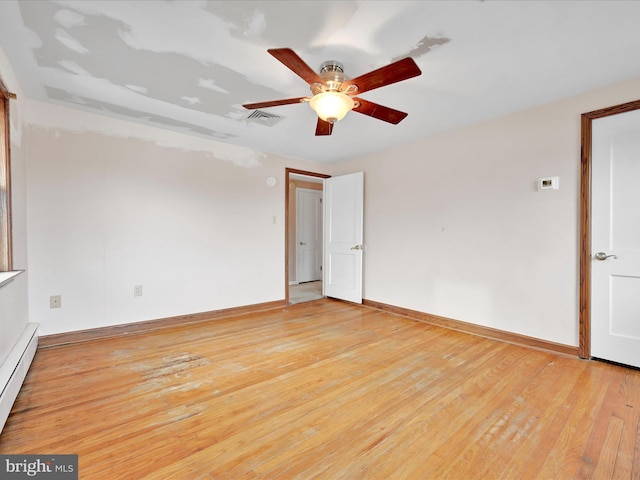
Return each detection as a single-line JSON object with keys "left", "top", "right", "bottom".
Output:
{"left": 0, "top": 77, "right": 12, "bottom": 272}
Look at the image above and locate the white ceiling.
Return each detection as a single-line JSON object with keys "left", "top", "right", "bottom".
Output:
{"left": 1, "top": 1, "right": 640, "bottom": 164}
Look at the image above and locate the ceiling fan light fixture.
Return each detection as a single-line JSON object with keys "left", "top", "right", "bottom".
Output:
{"left": 309, "top": 91, "right": 354, "bottom": 124}
{"left": 244, "top": 48, "right": 421, "bottom": 135}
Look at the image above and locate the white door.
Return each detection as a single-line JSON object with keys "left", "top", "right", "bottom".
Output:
{"left": 591, "top": 108, "right": 640, "bottom": 368}
{"left": 296, "top": 188, "right": 322, "bottom": 283}
{"left": 323, "top": 172, "right": 364, "bottom": 303}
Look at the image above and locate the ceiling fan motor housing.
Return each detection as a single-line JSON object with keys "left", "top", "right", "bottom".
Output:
{"left": 312, "top": 61, "right": 351, "bottom": 94}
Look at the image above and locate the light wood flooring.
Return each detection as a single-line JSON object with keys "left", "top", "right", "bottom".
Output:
{"left": 1, "top": 299, "right": 640, "bottom": 479}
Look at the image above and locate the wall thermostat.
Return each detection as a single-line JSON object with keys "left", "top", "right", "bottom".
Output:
{"left": 266, "top": 176, "right": 277, "bottom": 187}
{"left": 537, "top": 176, "right": 559, "bottom": 191}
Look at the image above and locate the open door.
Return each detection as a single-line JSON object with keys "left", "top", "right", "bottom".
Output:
{"left": 323, "top": 172, "right": 364, "bottom": 303}
{"left": 590, "top": 107, "right": 640, "bottom": 368}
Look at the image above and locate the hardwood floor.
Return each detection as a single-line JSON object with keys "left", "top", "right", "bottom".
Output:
{"left": 1, "top": 299, "right": 640, "bottom": 479}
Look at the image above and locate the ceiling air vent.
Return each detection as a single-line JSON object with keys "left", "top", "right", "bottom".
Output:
{"left": 243, "top": 109, "right": 283, "bottom": 127}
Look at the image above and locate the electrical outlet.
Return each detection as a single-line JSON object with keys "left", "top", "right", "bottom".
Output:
{"left": 134, "top": 285, "right": 143, "bottom": 297}
{"left": 50, "top": 295, "right": 61, "bottom": 308}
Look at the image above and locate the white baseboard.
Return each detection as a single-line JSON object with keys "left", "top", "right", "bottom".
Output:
{"left": 0, "top": 323, "right": 38, "bottom": 434}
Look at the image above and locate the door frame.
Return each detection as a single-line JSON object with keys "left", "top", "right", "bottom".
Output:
{"left": 285, "top": 168, "right": 330, "bottom": 303}
{"left": 579, "top": 98, "right": 640, "bottom": 359}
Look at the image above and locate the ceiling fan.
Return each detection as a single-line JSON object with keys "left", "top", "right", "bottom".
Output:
{"left": 242, "top": 48, "right": 422, "bottom": 136}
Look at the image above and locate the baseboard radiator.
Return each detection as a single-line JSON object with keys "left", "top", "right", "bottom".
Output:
{"left": 0, "top": 324, "right": 38, "bottom": 434}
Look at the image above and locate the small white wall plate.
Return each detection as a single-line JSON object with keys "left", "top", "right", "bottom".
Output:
{"left": 537, "top": 176, "right": 559, "bottom": 191}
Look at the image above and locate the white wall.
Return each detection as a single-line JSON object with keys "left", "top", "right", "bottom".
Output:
{"left": 0, "top": 44, "right": 29, "bottom": 365}
{"left": 0, "top": 272, "right": 28, "bottom": 365}
{"left": 11, "top": 44, "right": 640, "bottom": 347}
{"left": 334, "top": 77, "right": 640, "bottom": 347}
{"left": 25, "top": 102, "right": 329, "bottom": 335}
{"left": 0, "top": 43, "right": 35, "bottom": 435}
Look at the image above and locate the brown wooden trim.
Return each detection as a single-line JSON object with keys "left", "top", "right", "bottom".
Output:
{"left": 38, "top": 299, "right": 288, "bottom": 348}
{"left": 579, "top": 99, "right": 640, "bottom": 360}
{"left": 363, "top": 299, "right": 579, "bottom": 357}
{"left": 579, "top": 113, "right": 592, "bottom": 359}
{"left": 0, "top": 76, "right": 12, "bottom": 272}
{"left": 284, "top": 168, "right": 330, "bottom": 301}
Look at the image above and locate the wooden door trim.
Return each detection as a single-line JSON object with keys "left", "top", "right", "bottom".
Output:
{"left": 285, "top": 168, "right": 330, "bottom": 303}
{"left": 0, "top": 77, "right": 12, "bottom": 272}
{"left": 579, "top": 99, "right": 640, "bottom": 359}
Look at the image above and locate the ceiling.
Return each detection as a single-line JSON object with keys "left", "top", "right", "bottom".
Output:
{"left": 1, "top": 1, "right": 640, "bottom": 164}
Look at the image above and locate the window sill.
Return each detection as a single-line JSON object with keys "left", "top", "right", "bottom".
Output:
{"left": 0, "top": 270, "right": 24, "bottom": 289}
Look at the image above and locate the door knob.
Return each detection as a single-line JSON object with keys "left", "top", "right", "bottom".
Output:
{"left": 594, "top": 252, "right": 618, "bottom": 261}
{"left": 350, "top": 245, "right": 362, "bottom": 250}
{"left": 299, "top": 241, "right": 307, "bottom": 245}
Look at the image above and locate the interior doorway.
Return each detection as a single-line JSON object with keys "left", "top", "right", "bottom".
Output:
{"left": 285, "top": 168, "right": 330, "bottom": 304}
{"left": 295, "top": 187, "right": 322, "bottom": 284}
{"left": 579, "top": 98, "right": 640, "bottom": 362}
